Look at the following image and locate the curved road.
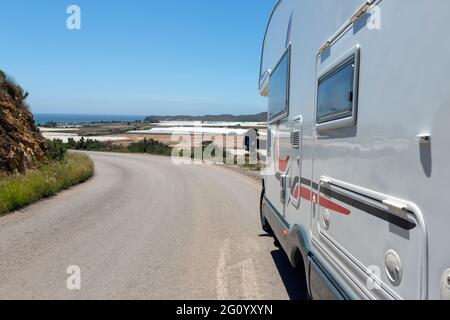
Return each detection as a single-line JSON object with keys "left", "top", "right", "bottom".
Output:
{"left": 0, "top": 152, "right": 304, "bottom": 300}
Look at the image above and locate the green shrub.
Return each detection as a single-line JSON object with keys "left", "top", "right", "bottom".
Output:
{"left": 64, "top": 137, "right": 173, "bottom": 156}
{"left": 46, "top": 139, "right": 67, "bottom": 161}
{"left": 126, "top": 138, "right": 172, "bottom": 156}
{"left": 67, "top": 138, "right": 77, "bottom": 148}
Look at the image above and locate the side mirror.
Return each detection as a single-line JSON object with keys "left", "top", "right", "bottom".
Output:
{"left": 244, "top": 136, "right": 258, "bottom": 153}
{"left": 244, "top": 136, "right": 250, "bottom": 151}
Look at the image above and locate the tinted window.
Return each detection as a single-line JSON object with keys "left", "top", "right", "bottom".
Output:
{"left": 268, "top": 50, "right": 289, "bottom": 121}
{"left": 317, "top": 59, "right": 355, "bottom": 124}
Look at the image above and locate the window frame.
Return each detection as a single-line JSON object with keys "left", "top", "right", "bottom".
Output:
{"left": 268, "top": 45, "right": 291, "bottom": 123}
{"left": 316, "top": 46, "right": 360, "bottom": 131}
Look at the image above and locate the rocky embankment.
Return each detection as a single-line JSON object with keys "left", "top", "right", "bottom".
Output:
{"left": 0, "top": 71, "right": 47, "bottom": 173}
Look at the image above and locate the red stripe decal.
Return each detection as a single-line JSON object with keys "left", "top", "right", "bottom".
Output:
{"left": 298, "top": 186, "right": 351, "bottom": 216}
{"left": 318, "top": 196, "right": 351, "bottom": 215}
{"left": 300, "top": 186, "right": 312, "bottom": 202}
{"left": 293, "top": 184, "right": 300, "bottom": 200}
{"left": 278, "top": 156, "right": 290, "bottom": 174}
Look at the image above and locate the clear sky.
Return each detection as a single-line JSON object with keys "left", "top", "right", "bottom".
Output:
{"left": 0, "top": 0, "right": 276, "bottom": 116}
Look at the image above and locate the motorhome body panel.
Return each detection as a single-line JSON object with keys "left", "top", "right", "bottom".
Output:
{"left": 262, "top": 0, "right": 381, "bottom": 299}
{"left": 261, "top": 0, "right": 450, "bottom": 300}
{"left": 262, "top": 0, "right": 366, "bottom": 261}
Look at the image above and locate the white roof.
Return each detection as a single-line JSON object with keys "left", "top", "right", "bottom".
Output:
{"left": 41, "top": 132, "right": 128, "bottom": 143}
{"left": 155, "top": 121, "right": 266, "bottom": 128}
{"left": 129, "top": 127, "right": 254, "bottom": 136}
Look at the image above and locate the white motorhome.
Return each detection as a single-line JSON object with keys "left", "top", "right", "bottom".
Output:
{"left": 259, "top": 0, "right": 450, "bottom": 300}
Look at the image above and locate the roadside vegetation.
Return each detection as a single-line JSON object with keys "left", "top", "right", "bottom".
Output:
{"left": 65, "top": 137, "right": 173, "bottom": 156}
{"left": 0, "top": 144, "right": 94, "bottom": 215}
{"left": 0, "top": 67, "right": 95, "bottom": 215}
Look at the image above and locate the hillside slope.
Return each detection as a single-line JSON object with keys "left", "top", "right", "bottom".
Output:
{"left": 0, "top": 72, "right": 47, "bottom": 173}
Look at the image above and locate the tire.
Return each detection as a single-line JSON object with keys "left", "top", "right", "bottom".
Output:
{"left": 260, "top": 188, "right": 272, "bottom": 233}
{"left": 294, "top": 251, "right": 311, "bottom": 300}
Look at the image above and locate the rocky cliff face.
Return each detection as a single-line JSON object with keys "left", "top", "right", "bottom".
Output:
{"left": 0, "top": 73, "right": 47, "bottom": 173}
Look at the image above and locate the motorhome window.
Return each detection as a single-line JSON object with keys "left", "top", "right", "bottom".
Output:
{"left": 317, "top": 58, "right": 355, "bottom": 124}
{"left": 268, "top": 49, "right": 290, "bottom": 121}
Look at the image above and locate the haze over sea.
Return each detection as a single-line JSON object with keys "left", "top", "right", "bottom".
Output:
{"left": 34, "top": 114, "right": 146, "bottom": 125}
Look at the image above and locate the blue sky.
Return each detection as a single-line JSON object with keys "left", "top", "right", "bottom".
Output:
{"left": 0, "top": 0, "right": 275, "bottom": 116}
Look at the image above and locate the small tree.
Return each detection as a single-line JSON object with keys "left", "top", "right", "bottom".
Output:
{"left": 143, "top": 138, "right": 148, "bottom": 153}
{"left": 67, "top": 138, "right": 76, "bottom": 149}
{"left": 77, "top": 137, "right": 86, "bottom": 150}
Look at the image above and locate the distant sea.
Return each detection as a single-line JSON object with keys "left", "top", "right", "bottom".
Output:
{"left": 33, "top": 114, "right": 146, "bottom": 125}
